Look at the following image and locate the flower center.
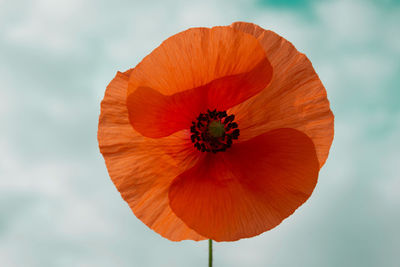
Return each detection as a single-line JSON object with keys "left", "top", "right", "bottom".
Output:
{"left": 208, "top": 120, "right": 225, "bottom": 138}
{"left": 190, "top": 109, "right": 240, "bottom": 153}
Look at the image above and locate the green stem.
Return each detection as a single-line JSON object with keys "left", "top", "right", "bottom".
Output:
{"left": 208, "top": 239, "right": 213, "bottom": 267}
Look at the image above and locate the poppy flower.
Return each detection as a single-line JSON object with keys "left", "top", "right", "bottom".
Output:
{"left": 98, "top": 22, "right": 334, "bottom": 242}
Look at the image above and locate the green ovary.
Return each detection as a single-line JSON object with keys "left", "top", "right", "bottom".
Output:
{"left": 208, "top": 121, "right": 225, "bottom": 138}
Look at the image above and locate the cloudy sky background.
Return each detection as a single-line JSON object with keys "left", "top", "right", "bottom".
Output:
{"left": 1, "top": 0, "right": 399, "bottom": 266}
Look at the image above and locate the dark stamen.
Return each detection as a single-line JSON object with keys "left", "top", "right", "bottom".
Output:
{"left": 190, "top": 109, "right": 240, "bottom": 153}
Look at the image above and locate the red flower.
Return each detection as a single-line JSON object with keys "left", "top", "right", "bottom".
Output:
{"left": 98, "top": 22, "right": 334, "bottom": 242}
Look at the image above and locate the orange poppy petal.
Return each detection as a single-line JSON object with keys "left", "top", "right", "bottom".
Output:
{"left": 98, "top": 70, "right": 205, "bottom": 241}
{"left": 169, "top": 128, "right": 319, "bottom": 241}
{"left": 127, "top": 58, "right": 272, "bottom": 138}
{"left": 126, "top": 26, "right": 272, "bottom": 138}
{"left": 230, "top": 22, "right": 334, "bottom": 167}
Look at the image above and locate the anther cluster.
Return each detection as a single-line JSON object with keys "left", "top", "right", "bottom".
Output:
{"left": 190, "top": 109, "right": 240, "bottom": 153}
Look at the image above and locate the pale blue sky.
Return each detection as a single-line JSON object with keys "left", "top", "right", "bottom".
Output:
{"left": 1, "top": 0, "right": 399, "bottom": 266}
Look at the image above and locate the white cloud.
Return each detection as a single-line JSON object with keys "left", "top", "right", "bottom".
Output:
{"left": 3, "top": 0, "right": 92, "bottom": 53}
{"left": 315, "top": 0, "right": 379, "bottom": 44}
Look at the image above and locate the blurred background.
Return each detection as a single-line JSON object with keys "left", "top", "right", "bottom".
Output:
{"left": 1, "top": 0, "right": 399, "bottom": 266}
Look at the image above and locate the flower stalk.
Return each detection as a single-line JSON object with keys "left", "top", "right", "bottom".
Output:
{"left": 209, "top": 239, "right": 213, "bottom": 267}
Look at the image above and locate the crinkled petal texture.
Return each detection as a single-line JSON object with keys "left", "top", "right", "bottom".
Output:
{"left": 98, "top": 70, "right": 205, "bottom": 241}
{"left": 169, "top": 129, "right": 319, "bottom": 241}
{"left": 127, "top": 26, "right": 273, "bottom": 138}
{"left": 98, "top": 23, "right": 334, "bottom": 242}
{"left": 230, "top": 22, "right": 334, "bottom": 167}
